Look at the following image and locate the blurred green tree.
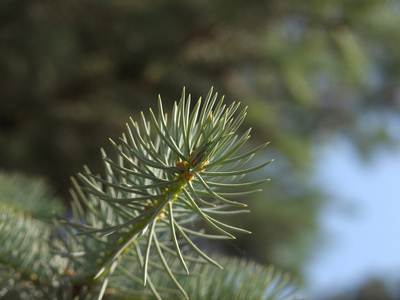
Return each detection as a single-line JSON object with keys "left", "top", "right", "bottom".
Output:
{"left": 1, "top": 0, "right": 399, "bottom": 278}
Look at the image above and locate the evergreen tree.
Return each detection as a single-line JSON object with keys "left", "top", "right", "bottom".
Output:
{"left": 1, "top": 0, "right": 399, "bottom": 283}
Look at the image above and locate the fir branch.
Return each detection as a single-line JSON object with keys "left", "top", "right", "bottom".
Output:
{"left": 60, "top": 87, "right": 273, "bottom": 299}
{"left": 0, "top": 171, "right": 70, "bottom": 299}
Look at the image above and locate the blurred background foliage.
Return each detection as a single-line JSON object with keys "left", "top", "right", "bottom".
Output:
{"left": 1, "top": 0, "right": 400, "bottom": 298}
